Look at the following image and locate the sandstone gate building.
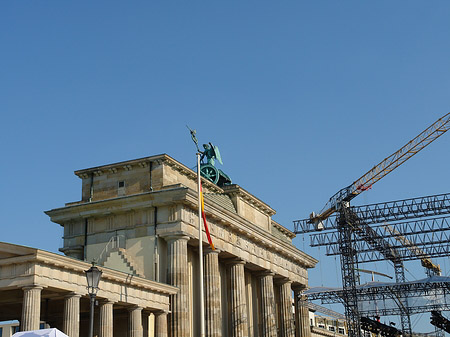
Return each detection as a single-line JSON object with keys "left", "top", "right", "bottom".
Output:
{"left": 43, "top": 153, "right": 317, "bottom": 336}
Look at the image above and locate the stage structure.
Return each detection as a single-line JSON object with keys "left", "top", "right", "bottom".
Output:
{"left": 294, "top": 113, "right": 450, "bottom": 337}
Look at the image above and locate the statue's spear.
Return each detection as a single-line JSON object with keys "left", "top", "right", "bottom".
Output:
{"left": 186, "top": 125, "right": 201, "bottom": 153}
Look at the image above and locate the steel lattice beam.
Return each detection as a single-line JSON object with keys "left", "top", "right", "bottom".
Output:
{"left": 322, "top": 240, "right": 450, "bottom": 263}
{"left": 294, "top": 193, "right": 450, "bottom": 233}
{"left": 310, "top": 216, "right": 450, "bottom": 248}
{"left": 360, "top": 304, "right": 450, "bottom": 317}
{"left": 305, "top": 278, "right": 450, "bottom": 303}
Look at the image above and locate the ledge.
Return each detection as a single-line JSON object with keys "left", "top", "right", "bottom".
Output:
{"left": 222, "top": 184, "right": 276, "bottom": 217}
{"left": 0, "top": 242, "right": 178, "bottom": 296}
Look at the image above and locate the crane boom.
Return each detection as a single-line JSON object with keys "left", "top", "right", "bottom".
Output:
{"left": 382, "top": 223, "right": 441, "bottom": 275}
{"left": 312, "top": 112, "right": 450, "bottom": 224}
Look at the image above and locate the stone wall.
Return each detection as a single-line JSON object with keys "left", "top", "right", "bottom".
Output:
{"left": 47, "top": 154, "right": 318, "bottom": 337}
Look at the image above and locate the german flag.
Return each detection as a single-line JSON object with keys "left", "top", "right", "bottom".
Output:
{"left": 200, "top": 182, "right": 215, "bottom": 250}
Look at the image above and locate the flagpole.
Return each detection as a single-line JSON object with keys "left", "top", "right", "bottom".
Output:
{"left": 197, "top": 153, "right": 205, "bottom": 337}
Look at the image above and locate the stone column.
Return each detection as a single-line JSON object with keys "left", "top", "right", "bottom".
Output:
{"left": 63, "top": 292, "right": 81, "bottom": 337}
{"left": 204, "top": 248, "right": 222, "bottom": 337}
{"left": 230, "top": 259, "right": 248, "bottom": 337}
{"left": 260, "top": 272, "right": 277, "bottom": 337}
{"left": 99, "top": 300, "right": 114, "bottom": 337}
{"left": 279, "top": 281, "right": 295, "bottom": 337}
{"left": 166, "top": 235, "right": 190, "bottom": 337}
{"left": 155, "top": 311, "right": 168, "bottom": 337}
{"left": 129, "top": 306, "right": 143, "bottom": 337}
{"left": 21, "top": 285, "right": 43, "bottom": 331}
{"left": 298, "top": 298, "right": 310, "bottom": 337}
{"left": 293, "top": 286, "right": 310, "bottom": 337}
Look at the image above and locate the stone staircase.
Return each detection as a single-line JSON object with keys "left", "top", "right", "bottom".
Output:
{"left": 97, "top": 236, "right": 145, "bottom": 278}
{"left": 115, "top": 247, "right": 145, "bottom": 277}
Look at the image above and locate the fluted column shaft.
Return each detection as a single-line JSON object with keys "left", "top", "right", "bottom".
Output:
{"left": 204, "top": 249, "right": 222, "bottom": 337}
{"left": 293, "top": 288, "right": 310, "bottom": 337}
{"left": 166, "top": 235, "right": 190, "bottom": 337}
{"left": 298, "top": 298, "right": 310, "bottom": 337}
{"left": 280, "top": 281, "right": 295, "bottom": 337}
{"left": 99, "top": 301, "right": 114, "bottom": 337}
{"left": 155, "top": 311, "right": 168, "bottom": 337}
{"left": 63, "top": 293, "right": 81, "bottom": 337}
{"left": 21, "top": 286, "right": 42, "bottom": 331}
{"left": 260, "top": 273, "right": 277, "bottom": 337}
{"left": 129, "top": 306, "right": 143, "bottom": 337}
{"left": 230, "top": 260, "right": 248, "bottom": 337}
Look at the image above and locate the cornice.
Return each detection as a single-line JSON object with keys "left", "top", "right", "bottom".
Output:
{"left": 45, "top": 187, "right": 189, "bottom": 223}
{"left": 45, "top": 185, "right": 317, "bottom": 268}
{"left": 74, "top": 154, "right": 168, "bottom": 179}
{"left": 184, "top": 188, "right": 318, "bottom": 268}
{"left": 71, "top": 154, "right": 277, "bottom": 216}
{"left": 222, "top": 184, "right": 276, "bottom": 216}
{"left": 272, "top": 220, "right": 296, "bottom": 239}
{"left": 73, "top": 154, "right": 224, "bottom": 194}
{"left": 12, "top": 249, "right": 179, "bottom": 296}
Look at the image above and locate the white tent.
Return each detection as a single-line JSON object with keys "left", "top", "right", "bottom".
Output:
{"left": 12, "top": 328, "right": 69, "bottom": 337}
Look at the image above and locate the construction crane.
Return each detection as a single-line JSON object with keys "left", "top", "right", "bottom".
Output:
{"left": 310, "top": 112, "right": 450, "bottom": 228}
{"left": 295, "top": 112, "right": 450, "bottom": 337}
{"left": 306, "top": 193, "right": 450, "bottom": 336}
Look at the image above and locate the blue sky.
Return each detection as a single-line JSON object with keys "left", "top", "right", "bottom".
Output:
{"left": 1, "top": 1, "right": 449, "bottom": 332}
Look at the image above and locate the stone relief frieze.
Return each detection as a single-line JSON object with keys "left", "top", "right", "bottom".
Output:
{"left": 168, "top": 206, "right": 177, "bottom": 222}
{"left": 182, "top": 205, "right": 308, "bottom": 281}
{"left": 182, "top": 208, "right": 197, "bottom": 225}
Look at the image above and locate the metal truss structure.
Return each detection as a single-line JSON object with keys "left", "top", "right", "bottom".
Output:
{"left": 294, "top": 113, "right": 450, "bottom": 337}
{"left": 297, "top": 193, "right": 450, "bottom": 336}
{"left": 362, "top": 305, "right": 450, "bottom": 317}
{"left": 310, "top": 216, "right": 450, "bottom": 262}
{"left": 294, "top": 193, "right": 450, "bottom": 233}
{"left": 306, "top": 301, "right": 346, "bottom": 320}
{"left": 306, "top": 277, "right": 450, "bottom": 303}
{"left": 305, "top": 277, "right": 450, "bottom": 331}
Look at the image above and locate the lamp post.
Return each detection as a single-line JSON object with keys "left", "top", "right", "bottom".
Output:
{"left": 85, "top": 262, "right": 102, "bottom": 337}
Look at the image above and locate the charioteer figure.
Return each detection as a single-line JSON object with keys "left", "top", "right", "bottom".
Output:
{"left": 187, "top": 126, "right": 232, "bottom": 187}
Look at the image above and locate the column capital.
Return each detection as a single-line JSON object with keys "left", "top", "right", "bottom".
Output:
{"left": 159, "top": 233, "right": 190, "bottom": 243}
{"left": 22, "top": 285, "right": 44, "bottom": 291}
{"left": 225, "top": 257, "right": 246, "bottom": 266}
{"left": 204, "top": 247, "right": 221, "bottom": 254}
{"left": 128, "top": 305, "right": 143, "bottom": 312}
{"left": 275, "top": 277, "right": 292, "bottom": 286}
{"left": 64, "top": 292, "right": 82, "bottom": 299}
{"left": 154, "top": 310, "right": 169, "bottom": 315}
{"left": 99, "top": 299, "right": 115, "bottom": 305}
{"left": 256, "top": 270, "right": 275, "bottom": 278}
{"left": 292, "top": 284, "right": 307, "bottom": 293}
